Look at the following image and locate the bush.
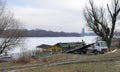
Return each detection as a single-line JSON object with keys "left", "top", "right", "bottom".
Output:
{"left": 12, "top": 51, "right": 33, "bottom": 64}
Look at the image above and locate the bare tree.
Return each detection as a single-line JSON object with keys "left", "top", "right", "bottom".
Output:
{"left": 0, "top": 0, "right": 23, "bottom": 55}
{"left": 84, "top": 0, "right": 120, "bottom": 48}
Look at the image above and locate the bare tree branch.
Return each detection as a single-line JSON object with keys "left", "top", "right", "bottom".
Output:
{"left": 0, "top": 0, "right": 24, "bottom": 55}
{"left": 84, "top": 0, "right": 120, "bottom": 48}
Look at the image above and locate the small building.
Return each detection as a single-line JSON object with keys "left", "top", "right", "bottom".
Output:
{"left": 47, "top": 46, "right": 62, "bottom": 52}
{"left": 36, "top": 44, "right": 51, "bottom": 52}
{"left": 36, "top": 44, "right": 61, "bottom": 53}
{"left": 36, "top": 42, "right": 83, "bottom": 53}
{"left": 54, "top": 42, "right": 82, "bottom": 53}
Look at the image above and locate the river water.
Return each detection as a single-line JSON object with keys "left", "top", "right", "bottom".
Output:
{"left": 8, "top": 36, "right": 97, "bottom": 54}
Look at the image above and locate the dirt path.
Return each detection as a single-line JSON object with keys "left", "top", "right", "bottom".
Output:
{"left": 0, "top": 58, "right": 119, "bottom": 72}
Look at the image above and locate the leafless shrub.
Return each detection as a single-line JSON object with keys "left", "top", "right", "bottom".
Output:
{"left": 12, "top": 48, "right": 34, "bottom": 64}
{"left": 0, "top": 0, "right": 24, "bottom": 55}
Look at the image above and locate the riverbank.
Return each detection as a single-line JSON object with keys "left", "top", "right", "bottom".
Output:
{"left": 0, "top": 49, "right": 120, "bottom": 72}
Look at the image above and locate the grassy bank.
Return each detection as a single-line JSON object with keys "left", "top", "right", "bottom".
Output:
{"left": 0, "top": 49, "right": 120, "bottom": 72}
{"left": 18, "top": 61, "right": 120, "bottom": 72}
{"left": 18, "top": 49, "right": 120, "bottom": 72}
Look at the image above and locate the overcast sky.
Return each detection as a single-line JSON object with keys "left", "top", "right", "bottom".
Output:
{"left": 6, "top": 0, "right": 110, "bottom": 33}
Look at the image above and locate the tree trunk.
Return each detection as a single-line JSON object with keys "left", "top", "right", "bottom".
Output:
{"left": 106, "top": 38, "right": 112, "bottom": 49}
{"left": 0, "top": 49, "right": 4, "bottom": 55}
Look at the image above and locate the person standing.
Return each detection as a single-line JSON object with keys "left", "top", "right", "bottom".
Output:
{"left": 81, "top": 40, "right": 86, "bottom": 45}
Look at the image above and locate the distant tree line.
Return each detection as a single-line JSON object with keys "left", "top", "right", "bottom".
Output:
{"left": 9, "top": 29, "right": 82, "bottom": 37}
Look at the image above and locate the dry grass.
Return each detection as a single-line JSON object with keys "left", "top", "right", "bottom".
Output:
{"left": 18, "top": 49, "right": 120, "bottom": 72}
{"left": 1, "top": 49, "right": 120, "bottom": 72}
{"left": 39, "top": 50, "right": 120, "bottom": 64}
{"left": 0, "top": 59, "right": 40, "bottom": 70}
{"left": 18, "top": 61, "right": 120, "bottom": 72}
